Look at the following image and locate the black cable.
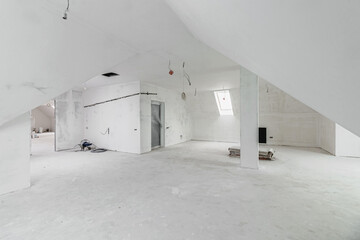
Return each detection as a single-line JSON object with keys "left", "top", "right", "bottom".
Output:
{"left": 91, "top": 148, "right": 108, "bottom": 153}
{"left": 63, "top": 0, "right": 70, "bottom": 19}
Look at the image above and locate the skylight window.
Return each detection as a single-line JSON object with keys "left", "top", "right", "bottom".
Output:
{"left": 214, "top": 90, "right": 233, "bottom": 115}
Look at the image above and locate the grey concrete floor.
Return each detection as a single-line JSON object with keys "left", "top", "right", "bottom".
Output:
{"left": 1, "top": 135, "right": 360, "bottom": 240}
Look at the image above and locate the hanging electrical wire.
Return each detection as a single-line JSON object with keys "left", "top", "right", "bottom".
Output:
{"left": 180, "top": 62, "right": 192, "bottom": 100}
{"left": 181, "top": 65, "right": 186, "bottom": 100}
{"left": 182, "top": 62, "right": 191, "bottom": 86}
{"left": 63, "top": 0, "right": 70, "bottom": 20}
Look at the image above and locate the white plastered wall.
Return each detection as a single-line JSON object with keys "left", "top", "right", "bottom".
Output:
{"left": 187, "top": 89, "right": 240, "bottom": 143}
{"left": 318, "top": 116, "right": 336, "bottom": 155}
{"left": 0, "top": 113, "right": 30, "bottom": 195}
{"left": 188, "top": 79, "right": 322, "bottom": 147}
{"left": 31, "top": 107, "right": 53, "bottom": 132}
{"left": 140, "top": 82, "right": 192, "bottom": 153}
{"left": 259, "top": 79, "right": 319, "bottom": 147}
{"left": 335, "top": 125, "right": 360, "bottom": 158}
{"left": 165, "top": 0, "right": 360, "bottom": 138}
{"left": 81, "top": 80, "right": 360, "bottom": 157}
{"left": 55, "top": 90, "right": 84, "bottom": 151}
{"left": 83, "top": 82, "right": 141, "bottom": 154}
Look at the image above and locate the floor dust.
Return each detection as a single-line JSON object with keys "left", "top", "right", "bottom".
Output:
{"left": 1, "top": 136, "right": 359, "bottom": 240}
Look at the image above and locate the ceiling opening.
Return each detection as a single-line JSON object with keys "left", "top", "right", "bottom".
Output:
{"left": 102, "top": 72, "right": 119, "bottom": 77}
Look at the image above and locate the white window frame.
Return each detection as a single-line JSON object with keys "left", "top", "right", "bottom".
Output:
{"left": 214, "top": 90, "right": 234, "bottom": 116}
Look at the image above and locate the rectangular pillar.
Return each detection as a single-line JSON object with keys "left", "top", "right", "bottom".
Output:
{"left": 240, "top": 67, "right": 259, "bottom": 169}
{"left": 55, "top": 90, "right": 84, "bottom": 151}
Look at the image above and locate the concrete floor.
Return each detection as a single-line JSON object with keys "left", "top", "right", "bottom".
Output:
{"left": 1, "top": 135, "right": 360, "bottom": 240}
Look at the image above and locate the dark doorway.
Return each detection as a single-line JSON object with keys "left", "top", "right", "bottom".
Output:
{"left": 151, "top": 103, "right": 161, "bottom": 149}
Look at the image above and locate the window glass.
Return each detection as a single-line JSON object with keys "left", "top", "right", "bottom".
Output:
{"left": 214, "top": 90, "right": 233, "bottom": 115}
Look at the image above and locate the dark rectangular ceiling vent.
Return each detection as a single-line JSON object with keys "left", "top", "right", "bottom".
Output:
{"left": 102, "top": 72, "right": 119, "bottom": 77}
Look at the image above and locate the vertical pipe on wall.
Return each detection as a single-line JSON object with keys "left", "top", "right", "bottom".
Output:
{"left": 240, "top": 67, "right": 259, "bottom": 169}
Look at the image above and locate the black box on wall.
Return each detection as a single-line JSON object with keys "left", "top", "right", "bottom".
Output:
{"left": 259, "top": 127, "right": 267, "bottom": 144}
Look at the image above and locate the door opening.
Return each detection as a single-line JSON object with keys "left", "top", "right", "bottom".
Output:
{"left": 151, "top": 101, "right": 164, "bottom": 149}
{"left": 30, "top": 100, "right": 56, "bottom": 155}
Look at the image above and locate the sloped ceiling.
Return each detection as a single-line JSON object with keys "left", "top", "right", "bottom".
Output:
{"left": 36, "top": 105, "right": 54, "bottom": 119}
{"left": 3, "top": 0, "right": 360, "bottom": 138}
{"left": 0, "top": 0, "right": 240, "bottom": 127}
{"left": 73, "top": 0, "right": 240, "bottom": 91}
{"left": 166, "top": 0, "right": 360, "bottom": 136}
{"left": 0, "top": 0, "right": 136, "bottom": 126}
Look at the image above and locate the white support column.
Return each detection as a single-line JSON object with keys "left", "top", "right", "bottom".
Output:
{"left": 240, "top": 67, "right": 259, "bottom": 169}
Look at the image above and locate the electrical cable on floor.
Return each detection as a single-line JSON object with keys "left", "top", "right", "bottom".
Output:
{"left": 69, "top": 139, "right": 109, "bottom": 153}
{"left": 90, "top": 148, "right": 108, "bottom": 153}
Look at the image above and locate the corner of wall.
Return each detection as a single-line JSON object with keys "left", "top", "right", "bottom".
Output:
{"left": 0, "top": 112, "right": 31, "bottom": 195}
{"left": 318, "top": 115, "right": 336, "bottom": 155}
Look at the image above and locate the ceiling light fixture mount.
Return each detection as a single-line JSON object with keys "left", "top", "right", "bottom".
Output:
{"left": 168, "top": 60, "right": 174, "bottom": 75}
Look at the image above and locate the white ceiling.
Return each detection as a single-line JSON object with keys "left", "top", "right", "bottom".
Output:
{"left": 1, "top": 0, "right": 239, "bottom": 126}
{"left": 45, "top": 0, "right": 240, "bottom": 91}
{"left": 84, "top": 52, "right": 241, "bottom": 92}
{"left": 0, "top": 0, "right": 134, "bottom": 126}
{"left": 3, "top": 0, "right": 360, "bottom": 138}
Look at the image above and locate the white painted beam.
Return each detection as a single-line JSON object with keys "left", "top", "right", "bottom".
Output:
{"left": 240, "top": 67, "right": 259, "bottom": 169}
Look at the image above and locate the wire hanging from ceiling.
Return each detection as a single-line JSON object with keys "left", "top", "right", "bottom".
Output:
{"left": 182, "top": 62, "right": 191, "bottom": 86}
{"left": 181, "top": 62, "right": 192, "bottom": 100}
{"left": 182, "top": 64, "right": 186, "bottom": 100}
{"left": 63, "top": 0, "right": 70, "bottom": 20}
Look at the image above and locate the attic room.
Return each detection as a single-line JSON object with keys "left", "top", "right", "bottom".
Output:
{"left": 1, "top": 1, "right": 360, "bottom": 240}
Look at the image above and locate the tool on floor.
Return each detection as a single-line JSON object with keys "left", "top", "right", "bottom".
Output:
{"left": 73, "top": 139, "right": 108, "bottom": 153}
{"left": 79, "top": 139, "right": 96, "bottom": 151}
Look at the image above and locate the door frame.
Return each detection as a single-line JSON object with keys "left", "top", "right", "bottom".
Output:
{"left": 151, "top": 101, "right": 165, "bottom": 149}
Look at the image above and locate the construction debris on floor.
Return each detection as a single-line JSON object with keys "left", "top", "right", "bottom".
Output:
{"left": 228, "top": 146, "right": 275, "bottom": 160}
{"left": 74, "top": 139, "right": 108, "bottom": 153}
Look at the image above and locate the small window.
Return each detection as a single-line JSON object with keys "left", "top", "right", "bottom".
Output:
{"left": 214, "top": 90, "right": 233, "bottom": 115}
